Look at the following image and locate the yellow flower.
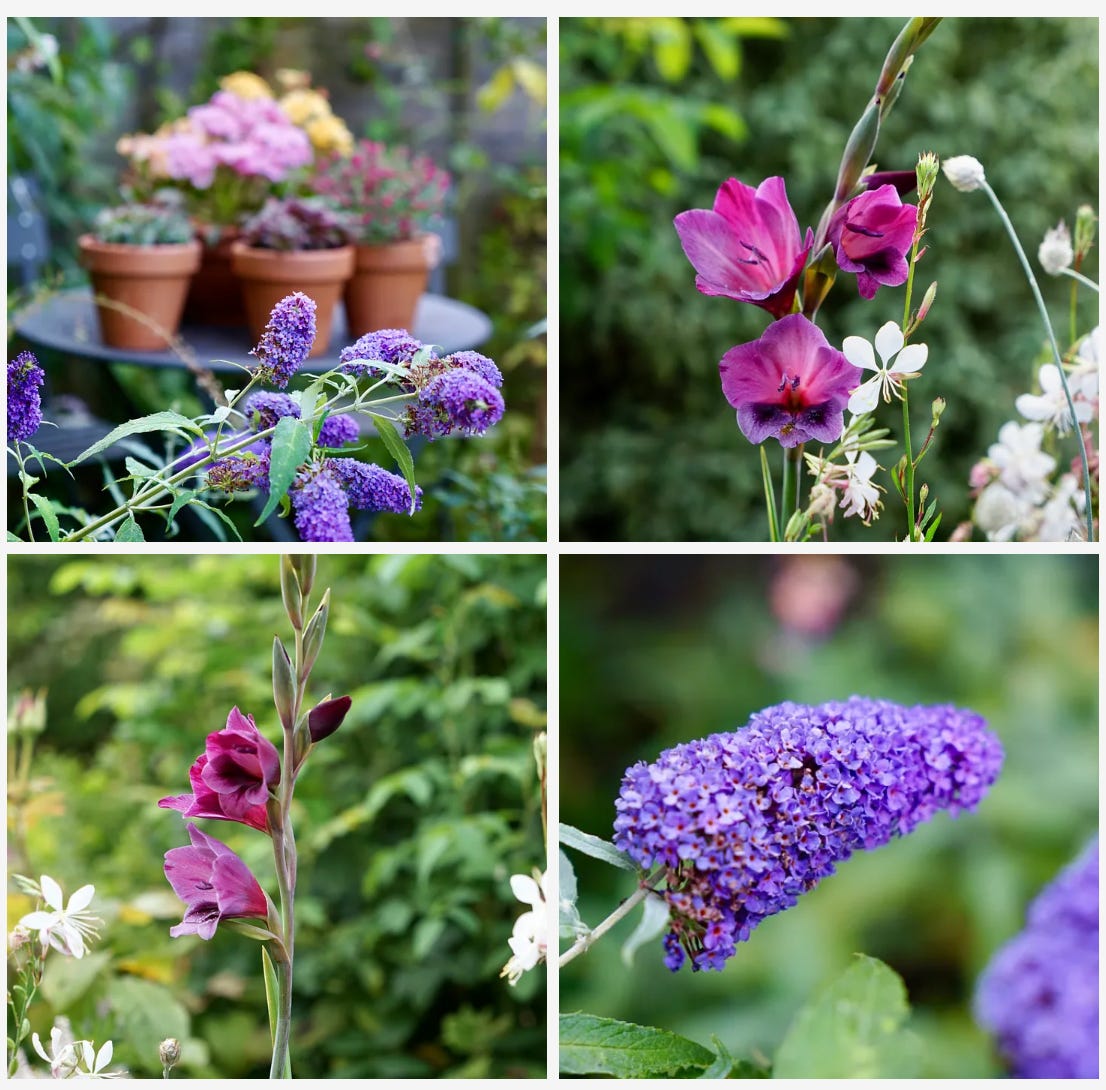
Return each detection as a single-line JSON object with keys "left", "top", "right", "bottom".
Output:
{"left": 279, "top": 88, "right": 332, "bottom": 126}
{"left": 305, "top": 114, "right": 354, "bottom": 156}
{"left": 219, "top": 70, "right": 274, "bottom": 100}
{"left": 275, "top": 68, "right": 312, "bottom": 92}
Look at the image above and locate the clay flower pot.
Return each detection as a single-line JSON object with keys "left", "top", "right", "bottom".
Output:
{"left": 343, "top": 234, "right": 441, "bottom": 338}
{"left": 78, "top": 235, "right": 202, "bottom": 351}
{"left": 230, "top": 243, "right": 355, "bottom": 358}
{"left": 183, "top": 226, "right": 247, "bottom": 328}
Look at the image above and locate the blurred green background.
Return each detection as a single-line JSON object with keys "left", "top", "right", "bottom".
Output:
{"left": 559, "top": 17, "right": 1099, "bottom": 540}
{"left": 560, "top": 554, "right": 1097, "bottom": 1076}
{"left": 7, "top": 553, "right": 546, "bottom": 1078}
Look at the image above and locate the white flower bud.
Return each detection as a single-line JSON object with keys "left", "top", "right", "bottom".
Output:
{"left": 1038, "top": 221, "right": 1074, "bottom": 275}
{"left": 942, "top": 155, "right": 986, "bottom": 192}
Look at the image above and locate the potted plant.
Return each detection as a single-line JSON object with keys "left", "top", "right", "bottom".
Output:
{"left": 311, "top": 139, "right": 450, "bottom": 336}
{"left": 78, "top": 203, "right": 201, "bottom": 351}
{"left": 230, "top": 196, "right": 355, "bottom": 356}
{"left": 116, "top": 83, "right": 316, "bottom": 326}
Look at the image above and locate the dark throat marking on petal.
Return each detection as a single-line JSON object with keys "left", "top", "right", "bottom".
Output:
{"left": 845, "top": 223, "right": 884, "bottom": 239}
{"left": 736, "top": 239, "right": 771, "bottom": 267}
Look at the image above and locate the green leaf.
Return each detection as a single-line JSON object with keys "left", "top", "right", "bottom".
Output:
{"left": 620, "top": 891, "right": 670, "bottom": 968}
{"left": 651, "top": 18, "right": 692, "bottom": 82}
{"left": 260, "top": 947, "right": 291, "bottom": 1078}
{"left": 560, "top": 1013, "right": 715, "bottom": 1077}
{"left": 368, "top": 413, "right": 417, "bottom": 512}
{"left": 700, "top": 102, "right": 748, "bottom": 143}
{"left": 558, "top": 822, "right": 638, "bottom": 871}
{"left": 104, "top": 976, "right": 190, "bottom": 1063}
{"left": 255, "top": 416, "right": 312, "bottom": 526}
{"left": 695, "top": 21, "right": 742, "bottom": 81}
{"left": 40, "top": 951, "right": 111, "bottom": 1011}
{"left": 124, "top": 455, "right": 158, "bottom": 479}
{"left": 924, "top": 512, "right": 944, "bottom": 542}
{"left": 28, "top": 492, "right": 61, "bottom": 541}
{"left": 68, "top": 411, "right": 201, "bottom": 466}
{"left": 114, "top": 516, "right": 145, "bottom": 542}
{"left": 773, "top": 954, "right": 920, "bottom": 1078}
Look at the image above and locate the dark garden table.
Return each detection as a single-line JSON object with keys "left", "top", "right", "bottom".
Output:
{"left": 13, "top": 288, "right": 493, "bottom": 373}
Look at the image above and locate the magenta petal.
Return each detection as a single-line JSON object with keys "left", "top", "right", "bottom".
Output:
{"left": 720, "top": 314, "right": 861, "bottom": 448}
{"left": 828, "top": 185, "right": 917, "bottom": 298}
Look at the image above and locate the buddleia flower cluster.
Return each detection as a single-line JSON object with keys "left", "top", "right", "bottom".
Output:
{"left": 613, "top": 696, "right": 1003, "bottom": 972}
{"left": 974, "top": 839, "right": 1098, "bottom": 1079}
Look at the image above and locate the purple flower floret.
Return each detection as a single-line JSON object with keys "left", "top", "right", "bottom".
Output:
{"left": 243, "top": 391, "right": 301, "bottom": 432}
{"left": 317, "top": 413, "right": 359, "bottom": 448}
{"left": 407, "top": 369, "right": 505, "bottom": 440}
{"left": 290, "top": 463, "right": 354, "bottom": 542}
{"left": 613, "top": 696, "right": 1003, "bottom": 972}
{"left": 7, "top": 350, "right": 45, "bottom": 444}
{"left": 720, "top": 313, "right": 862, "bottom": 448}
{"left": 827, "top": 185, "right": 917, "bottom": 300}
{"left": 448, "top": 350, "right": 504, "bottom": 389}
{"left": 674, "top": 177, "right": 814, "bottom": 319}
{"left": 249, "top": 292, "right": 317, "bottom": 388}
{"left": 339, "top": 328, "right": 428, "bottom": 379}
{"left": 164, "top": 823, "right": 270, "bottom": 940}
{"left": 331, "top": 457, "right": 422, "bottom": 513}
{"left": 197, "top": 707, "right": 281, "bottom": 820}
{"left": 974, "top": 839, "right": 1098, "bottom": 1079}
{"left": 206, "top": 444, "right": 271, "bottom": 493}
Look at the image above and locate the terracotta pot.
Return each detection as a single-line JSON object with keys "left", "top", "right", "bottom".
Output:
{"left": 78, "top": 234, "right": 202, "bottom": 351}
{"left": 230, "top": 243, "right": 355, "bottom": 358}
{"left": 183, "top": 226, "right": 247, "bottom": 328}
{"left": 343, "top": 234, "right": 441, "bottom": 338}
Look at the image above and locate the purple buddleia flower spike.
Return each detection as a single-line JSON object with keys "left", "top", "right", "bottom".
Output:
{"left": 243, "top": 392, "right": 301, "bottom": 432}
{"left": 331, "top": 457, "right": 422, "bottom": 513}
{"left": 8, "top": 350, "right": 45, "bottom": 444}
{"left": 317, "top": 414, "right": 359, "bottom": 449}
{"left": 206, "top": 442, "right": 271, "bottom": 493}
{"left": 447, "top": 350, "right": 504, "bottom": 389}
{"left": 249, "top": 293, "right": 317, "bottom": 388}
{"left": 407, "top": 369, "right": 505, "bottom": 440}
{"left": 974, "top": 839, "right": 1098, "bottom": 1078}
{"left": 613, "top": 696, "right": 1003, "bottom": 972}
{"left": 338, "top": 328, "right": 429, "bottom": 380}
{"left": 289, "top": 463, "right": 353, "bottom": 542}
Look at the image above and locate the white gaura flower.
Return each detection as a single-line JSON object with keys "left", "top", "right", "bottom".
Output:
{"left": 18, "top": 876, "right": 100, "bottom": 959}
{"left": 987, "top": 421, "right": 1055, "bottom": 503}
{"left": 1015, "top": 363, "right": 1096, "bottom": 434}
{"left": 973, "top": 481, "right": 1032, "bottom": 542}
{"left": 500, "top": 869, "right": 548, "bottom": 986}
{"left": 31, "top": 1020, "right": 124, "bottom": 1079}
{"left": 1036, "top": 474, "right": 1086, "bottom": 542}
{"left": 844, "top": 322, "right": 928, "bottom": 414}
{"left": 839, "top": 451, "right": 882, "bottom": 523}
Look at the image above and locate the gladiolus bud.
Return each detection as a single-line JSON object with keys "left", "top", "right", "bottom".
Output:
{"left": 280, "top": 555, "right": 303, "bottom": 630}
{"left": 307, "top": 695, "right": 352, "bottom": 743}
{"left": 273, "top": 637, "right": 296, "bottom": 732}
{"left": 290, "top": 554, "right": 316, "bottom": 596}
{"left": 301, "top": 590, "right": 330, "bottom": 680}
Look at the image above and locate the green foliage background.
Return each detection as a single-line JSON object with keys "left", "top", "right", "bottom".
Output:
{"left": 559, "top": 554, "right": 1097, "bottom": 1076}
{"left": 7, "top": 554, "right": 547, "bottom": 1078}
{"left": 559, "top": 17, "right": 1099, "bottom": 540}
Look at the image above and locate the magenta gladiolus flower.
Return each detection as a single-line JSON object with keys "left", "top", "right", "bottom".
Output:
{"left": 827, "top": 184, "right": 917, "bottom": 300}
{"left": 159, "top": 753, "right": 271, "bottom": 833}
{"left": 675, "top": 177, "right": 813, "bottom": 319}
{"left": 198, "top": 707, "right": 280, "bottom": 820}
{"left": 164, "top": 824, "right": 269, "bottom": 939}
{"left": 720, "top": 313, "right": 862, "bottom": 448}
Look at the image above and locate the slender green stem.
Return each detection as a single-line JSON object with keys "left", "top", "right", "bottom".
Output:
{"left": 558, "top": 870, "right": 665, "bottom": 968}
{"left": 901, "top": 387, "right": 917, "bottom": 540}
{"left": 780, "top": 444, "right": 803, "bottom": 534}
{"left": 11, "top": 445, "right": 36, "bottom": 542}
{"left": 981, "top": 180, "right": 1095, "bottom": 541}
{"left": 759, "top": 446, "right": 779, "bottom": 542}
{"left": 1058, "top": 267, "right": 1100, "bottom": 294}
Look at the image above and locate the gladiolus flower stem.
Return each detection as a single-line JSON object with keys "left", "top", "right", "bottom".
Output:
{"left": 979, "top": 180, "right": 1094, "bottom": 541}
{"left": 781, "top": 444, "right": 803, "bottom": 533}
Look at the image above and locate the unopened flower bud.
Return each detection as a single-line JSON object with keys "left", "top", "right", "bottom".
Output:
{"left": 917, "top": 281, "right": 937, "bottom": 323}
{"left": 1073, "top": 204, "right": 1097, "bottom": 264}
{"left": 930, "top": 397, "right": 947, "bottom": 427}
{"left": 915, "top": 151, "right": 940, "bottom": 203}
{"left": 942, "top": 155, "right": 985, "bottom": 192}
{"left": 307, "top": 694, "right": 352, "bottom": 743}
{"left": 159, "top": 1038, "right": 181, "bottom": 1071}
{"left": 1038, "top": 221, "right": 1073, "bottom": 276}
{"left": 9, "top": 689, "right": 47, "bottom": 734}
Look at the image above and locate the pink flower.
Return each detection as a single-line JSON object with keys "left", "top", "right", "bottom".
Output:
{"left": 164, "top": 824, "right": 269, "bottom": 940}
{"left": 158, "top": 752, "right": 271, "bottom": 833}
{"left": 198, "top": 707, "right": 281, "bottom": 820}
{"left": 827, "top": 184, "right": 917, "bottom": 300}
{"left": 674, "top": 177, "right": 813, "bottom": 319}
{"left": 719, "top": 313, "right": 862, "bottom": 448}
